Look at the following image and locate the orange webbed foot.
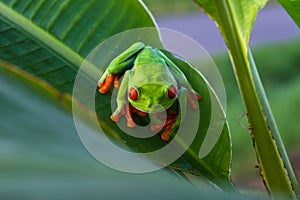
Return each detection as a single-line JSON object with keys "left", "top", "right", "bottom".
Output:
{"left": 98, "top": 73, "right": 123, "bottom": 94}
{"left": 98, "top": 74, "right": 115, "bottom": 94}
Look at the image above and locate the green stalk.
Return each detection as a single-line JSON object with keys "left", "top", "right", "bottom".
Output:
{"left": 248, "top": 51, "right": 300, "bottom": 198}
{"left": 218, "top": 0, "right": 298, "bottom": 198}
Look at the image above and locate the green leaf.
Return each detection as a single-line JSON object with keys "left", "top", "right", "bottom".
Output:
{"left": 0, "top": 0, "right": 233, "bottom": 190}
{"left": 277, "top": 0, "right": 300, "bottom": 28}
{"left": 194, "top": 0, "right": 266, "bottom": 53}
{"left": 0, "top": 60, "right": 243, "bottom": 200}
{"left": 194, "top": 0, "right": 299, "bottom": 198}
{"left": 0, "top": 0, "right": 156, "bottom": 92}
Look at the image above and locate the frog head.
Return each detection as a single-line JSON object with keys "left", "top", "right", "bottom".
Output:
{"left": 127, "top": 83, "right": 178, "bottom": 113}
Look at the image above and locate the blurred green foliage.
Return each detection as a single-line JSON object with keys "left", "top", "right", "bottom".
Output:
{"left": 142, "top": 0, "right": 199, "bottom": 15}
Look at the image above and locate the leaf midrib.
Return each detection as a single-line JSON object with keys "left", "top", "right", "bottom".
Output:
{"left": 0, "top": 2, "right": 83, "bottom": 70}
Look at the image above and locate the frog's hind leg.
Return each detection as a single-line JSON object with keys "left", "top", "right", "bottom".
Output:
{"left": 98, "top": 42, "right": 145, "bottom": 94}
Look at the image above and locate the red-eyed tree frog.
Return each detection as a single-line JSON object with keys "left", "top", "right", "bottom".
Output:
{"left": 98, "top": 42, "right": 201, "bottom": 141}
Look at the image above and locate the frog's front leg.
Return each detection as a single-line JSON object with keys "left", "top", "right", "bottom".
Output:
{"left": 111, "top": 71, "right": 135, "bottom": 128}
{"left": 98, "top": 74, "right": 123, "bottom": 94}
{"left": 98, "top": 42, "right": 145, "bottom": 94}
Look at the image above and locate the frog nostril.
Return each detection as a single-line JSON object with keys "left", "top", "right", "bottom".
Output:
{"left": 147, "top": 100, "right": 153, "bottom": 108}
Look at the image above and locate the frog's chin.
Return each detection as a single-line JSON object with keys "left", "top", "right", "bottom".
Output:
{"left": 129, "top": 104, "right": 147, "bottom": 116}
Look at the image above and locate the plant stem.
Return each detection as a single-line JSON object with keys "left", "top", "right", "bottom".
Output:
{"left": 248, "top": 51, "right": 300, "bottom": 198}
{"left": 219, "top": 0, "right": 298, "bottom": 198}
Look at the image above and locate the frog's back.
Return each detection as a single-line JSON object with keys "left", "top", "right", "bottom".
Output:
{"left": 131, "top": 46, "right": 177, "bottom": 87}
{"left": 134, "top": 46, "right": 165, "bottom": 66}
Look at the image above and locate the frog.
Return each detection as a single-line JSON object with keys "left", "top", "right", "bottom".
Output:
{"left": 98, "top": 42, "right": 201, "bottom": 141}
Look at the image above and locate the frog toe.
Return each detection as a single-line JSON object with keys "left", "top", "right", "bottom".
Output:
{"left": 98, "top": 74, "right": 114, "bottom": 94}
{"left": 196, "top": 94, "right": 202, "bottom": 101}
{"left": 161, "top": 127, "right": 172, "bottom": 141}
{"left": 188, "top": 92, "right": 202, "bottom": 110}
{"left": 111, "top": 105, "right": 127, "bottom": 122}
{"left": 160, "top": 118, "right": 177, "bottom": 141}
{"left": 127, "top": 120, "right": 136, "bottom": 128}
{"left": 98, "top": 82, "right": 104, "bottom": 88}
{"left": 113, "top": 74, "right": 123, "bottom": 88}
{"left": 110, "top": 114, "right": 120, "bottom": 122}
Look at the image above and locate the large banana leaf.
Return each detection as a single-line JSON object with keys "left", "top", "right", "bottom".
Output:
{"left": 0, "top": 0, "right": 232, "bottom": 189}
{"left": 0, "top": 0, "right": 157, "bottom": 92}
{"left": 277, "top": 0, "right": 300, "bottom": 28}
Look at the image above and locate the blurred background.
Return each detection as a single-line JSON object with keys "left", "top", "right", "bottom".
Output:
{"left": 143, "top": 0, "right": 300, "bottom": 193}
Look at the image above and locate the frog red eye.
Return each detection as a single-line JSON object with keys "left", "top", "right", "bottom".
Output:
{"left": 128, "top": 87, "right": 138, "bottom": 101}
{"left": 168, "top": 85, "right": 177, "bottom": 99}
